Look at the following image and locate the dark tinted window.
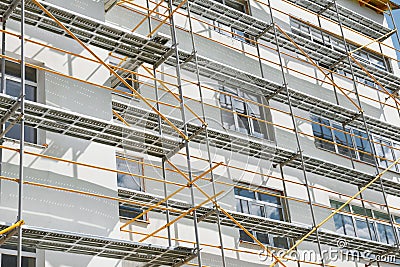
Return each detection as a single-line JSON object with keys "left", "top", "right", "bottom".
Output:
{"left": 1, "top": 254, "right": 35, "bottom": 267}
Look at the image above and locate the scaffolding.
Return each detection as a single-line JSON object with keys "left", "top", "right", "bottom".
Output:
{"left": 0, "top": 0, "right": 399, "bottom": 266}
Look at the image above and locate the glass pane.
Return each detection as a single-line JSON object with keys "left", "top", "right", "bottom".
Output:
{"left": 5, "top": 122, "right": 37, "bottom": 144}
{"left": 264, "top": 206, "right": 283, "bottom": 221}
{"left": 355, "top": 219, "right": 372, "bottom": 240}
{"left": 273, "top": 236, "right": 289, "bottom": 249}
{"left": 377, "top": 223, "right": 394, "bottom": 244}
{"left": 250, "top": 204, "right": 263, "bottom": 217}
{"left": 258, "top": 192, "right": 281, "bottom": 205}
{"left": 374, "top": 211, "right": 390, "bottom": 222}
{"left": 369, "top": 221, "right": 378, "bottom": 241}
{"left": 343, "top": 214, "right": 356, "bottom": 236}
{"left": 225, "top": 0, "right": 245, "bottom": 12}
{"left": 394, "top": 143, "right": 400, "bottom": 172}
{"left": 240, "top": 199, "right": 250, "bottom": 214}
{"left": 311, "top": 116, "right": 335, "bottom": 152}
{"left": 256, "top": 232, "right": 269, "bottom": 244}
{"left": 6, "top": 80, "right": 36, "bottom": 102}
{"left": 233, "top": 98, "right": 245, "bottom": 113}
{"left": 332, "top": 123, "right": 356, "bottom": 158}
{"left": 330, "top": 200, "right": 350, "bottom": 212}
{"left": 352, "top": 205, "right": 372, "bottom": 217}
{"left": 237, "top": 114, "right": 250, "bottom": 134}
{"left": 234, "top": 187, "right": 256, "bottom": 199}
{"left": 221, "top": 110, "right": 236, "bottom": 131}
{"left": 353, "top": 129, "right": 375, "bottom": 164}
{"left": 236, "top": 198, "right": 242, "bottom": 213}
{"left": 333, "top": 214, "right": 345, "bottom": 235}
{"left": 239, "top": 230, "right": 253, "bottom": 242}
{"left": 116, "top": 157, "right": 143, "bottom": 191}
{"left": 119, "top": 203, "right": 145, "bottom": 220}
{"left": 374, "top": 138, "right": 394, "bottom": 169}
{"left": 1, "top": 255, "right": 35, "bottom": 267}
{"left": 1, "top": 60, "right": 37, "bottom": 82}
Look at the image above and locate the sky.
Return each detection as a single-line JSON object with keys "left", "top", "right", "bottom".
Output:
{"left": 388, "top": 0, "right": 400, "bottom": 61}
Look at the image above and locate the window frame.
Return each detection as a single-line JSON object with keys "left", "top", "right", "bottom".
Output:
{"left": 234, "top": 186, "right": 289, "bottom": 248}
{"left": 0, "top": 248, "right": 36, "bottom": 267}
{"left": 331, "top": 200, "right": 398, "bottom": 245}
{"left": 289, "top": 18, "right": 390, "bottom": 73}
{"left": 219, "top": 86, "right": 270, "bottom": 140}
{"left": 311, "top": 115, "right": 400, "bottom": 172}
{"left": 1, "top": 60, "right": 40, "bottom": 145}
{"left": 116, "top": 153, "right": 148, "bottom": 222}
{"left": 209, "top": 0, "right": 255, "bottom": 45}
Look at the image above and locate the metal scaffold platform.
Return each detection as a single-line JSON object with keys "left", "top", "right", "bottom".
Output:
{"left": 0, "top": 224, "right": 196, "bottom": 266}
{"left": 0, "top": 0, "right": 399, "bottom": 266}
{"left": 118, "top": 188, "right": 397, "bottom": 255}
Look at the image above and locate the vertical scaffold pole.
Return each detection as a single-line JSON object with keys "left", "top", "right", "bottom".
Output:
{"left": 267, "top": 1, "right": 326, "bottom": 265}
{"left": 186, "top": 2, "right": 227, "bottom": 266}
{"left": 332, "top": 0, "right": 400, "bottom": 251}
{"left": 147, "top": 0, "right": 172, "bottom": 246}
{"left": 0, "top": 20, "right": 6, "bottom": 188}
{"left": 166, "top": 0, "right": 202, "bottom": 264}
{"left": 17, "top": 0, "right": 26, "bottom": 266}
{"left": 385, "top": 3, "right": 400, "bottom": 119}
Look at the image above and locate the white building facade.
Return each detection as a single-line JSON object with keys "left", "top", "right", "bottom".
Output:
{"left": 0, "top": 0, "right": 400, "bottom": 266}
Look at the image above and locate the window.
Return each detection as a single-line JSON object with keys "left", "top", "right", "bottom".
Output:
{"left": 235, "top": 186, "right": 289, "bottom": 248}
{"left": 116, "top": 154, "right": 146, "bottom": 221}
{"left": 116, "top": 155, "right": 144, "bottom": 191}
{"left": 330, "top": 200, "right": 397, "bottom": 245}
{"left": 115, "top": 72, "right": 140, "bottom": 96}
{"left": 219, "top": 87, "right": 269, "bottom": 139}
{"left": 311, "top": 115, "right": 400, "bottom": 170}
{"left": 109, "top": 54, "right": 140, "bottom": 97}
{"left": 311, "top": 116, "right": 335, "bottom": 152}
{"left": 210, "top": 0, "right": 254, "bottom": 44}
{"left": 289, "top": 18, "right": 390, "bottom": 73}
{"left": 0, "top": 60, "right": 38, "bottom": 144}
{"left": 1, "top": 254, "right": 35, "bottom": 267}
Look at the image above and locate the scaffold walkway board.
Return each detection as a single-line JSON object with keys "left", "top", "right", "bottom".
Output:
{"left": 118, "top": 189, "right": 395, "bottom": 255}
{"left": 166, "top": 50, "right": 400, "bottom": 142}
{"left": 170, "top": 0, "right": 400, "bottom": 94}
{"left": 0, "top": 224, "right": 196, "bottom": 266}
{"left": 285, "top": 0, "right": 392, "bottom": 39}
{"left": 0, "top": 0, "right": 397, "bottom": 140}
{"left": 0, "top": 91, "right": 397, "bottom": 197}
{"left": 0, "top": 94, "right": 180, "bottom": 157}
{"left": 0, "top": 0, "right": 171, "bottom": 66}
{"left": 112, "top": 101, "right": 400, "bottom": 197}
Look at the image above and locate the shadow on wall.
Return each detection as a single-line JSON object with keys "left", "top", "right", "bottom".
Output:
{"left": 0, "top": 161, "right": 119, "bottom": 237}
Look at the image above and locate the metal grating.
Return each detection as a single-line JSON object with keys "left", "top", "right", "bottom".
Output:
{"left": 118, "top": 189, "right": 396, "bottom": 255}
{"left": 165, "top": 50, "right": 400, "bottom": 142}
{"left": 0, "top": 224, "right": 196, "bottom": 266}
{"left": 0, "top": 0, "right": 171, "bottom": 66}
{"left": 285, "top": 0, "right": 393, "bottom": 40}
{"left": 0, "top": 94, "right": 180, "bottom": 157}
{"left": 0, "top": 0, "right": 397, "bottom": 140}
{"left": 170, "top": 0, "right": 400, "bottom": 101}
{"left": 113, "top": 101, "right": 400, "bottom": 197}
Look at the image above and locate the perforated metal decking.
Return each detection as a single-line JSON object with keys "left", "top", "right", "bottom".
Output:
{"left": 112, "top": 100, "right": 400, "bottom": 197}
{"left": 0, "top": 0, "right": 398, "bottom": 141}
{"left": 166, "top": 50, "right": 400, "bottom": 142}
{"left": 0, "top": 224, "right": 196, "bottom": 266}
{"left": 118, "top": 189, "right": 397, "bottom": 255}
{"left": 0, "top": 92, "right": 397, "bottom": 197}
{"left": 170, "top": 0, "right": 400, "bottom": 95}
{"left": 284, "top": 0, "right": 393, "bottom": 39}
{"left": 0, "top": 0, "right": 171, "bottom": 65}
